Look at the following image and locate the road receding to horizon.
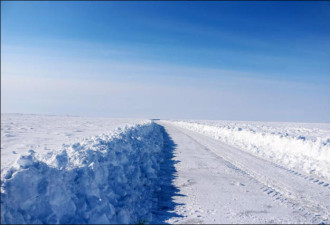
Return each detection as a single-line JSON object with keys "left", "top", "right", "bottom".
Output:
{"left": 153, "top": 121, "right": 330, "bottom": 224}
{"left": 1, "top": 114, "right": 329, "bottom": 224}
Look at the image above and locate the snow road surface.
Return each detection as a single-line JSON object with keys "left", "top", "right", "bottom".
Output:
{"left": 155, "top": 121, "right": 330, "bottom": 224}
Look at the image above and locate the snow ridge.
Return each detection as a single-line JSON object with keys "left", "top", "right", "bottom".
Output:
{"left": 168, "top": 120, "right": 330, "bottom": 181}
{"left": 1, "top": 121, "right": 164, "bottom": 224}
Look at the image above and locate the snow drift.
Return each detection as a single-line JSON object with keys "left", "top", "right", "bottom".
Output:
{"left": 1, "top": 114, "right": 147, "bottom": 168}
{"left": 1, "top": 121, "right": 164, "bottom": 224}
{"left": 168, "top": 120, "right": 330, "bottom": 181}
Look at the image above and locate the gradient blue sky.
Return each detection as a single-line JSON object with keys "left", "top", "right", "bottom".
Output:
{"left": 1, "top": 1, "right": 330, "bottom": 122}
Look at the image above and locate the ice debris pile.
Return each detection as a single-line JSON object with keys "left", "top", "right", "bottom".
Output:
{"left": 169, "top": 120, "right": 330, "bottom": 181}
{"left": 1, "top": 121, "right": 164, "bottom": 224}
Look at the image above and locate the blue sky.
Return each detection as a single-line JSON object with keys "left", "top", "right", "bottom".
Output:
{"left": 1, "top": 1, "right": 330, "bottom": 122}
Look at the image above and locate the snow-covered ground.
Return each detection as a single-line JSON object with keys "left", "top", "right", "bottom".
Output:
{"left": 1, "top": 114, "right": 165, "bottom": 224}
{"left": 1, "top": 114, "right": 330, "bottom": 224}
{"left": 167, "top": 120, "right": 330, "bottom": 181}
{"left": 1, "top": 114, "right": 147, "bottom": 169}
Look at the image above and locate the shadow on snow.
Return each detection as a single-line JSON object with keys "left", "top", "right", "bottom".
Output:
{"left": 151, "top": 124, "right": 184, "bottom": 224}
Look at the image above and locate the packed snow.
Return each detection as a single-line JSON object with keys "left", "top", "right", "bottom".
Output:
{"left": 166, "top": 120, "right": 330, "bottom": 181}
{"left": 1, "top": 114, "right": 166, "bottom": 224}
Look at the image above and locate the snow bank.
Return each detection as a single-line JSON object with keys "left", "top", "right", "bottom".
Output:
{"left": 168, "top": 120, "right": 330, "bottom": 181}
{"left": 1, "top": 113, "right": 146, "bottom": 168}
{"left": 1, "top": 121, "right": 164, "bottom": 224}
